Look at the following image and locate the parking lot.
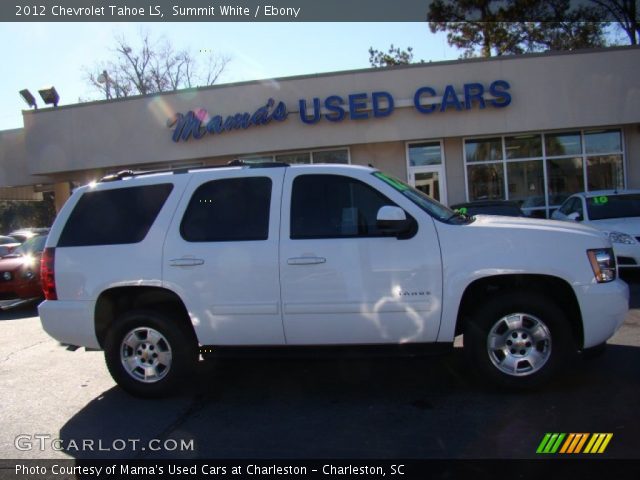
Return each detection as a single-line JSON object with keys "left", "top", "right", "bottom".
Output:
{"left": 0, "top": 277, "right": 639, "bottom": 460}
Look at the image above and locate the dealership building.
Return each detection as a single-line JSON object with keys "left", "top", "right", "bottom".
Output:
{"left": 0, "top": 46, "right": 639, "bottom": 217}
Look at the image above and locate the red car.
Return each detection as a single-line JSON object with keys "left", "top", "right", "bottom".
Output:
{"left": 0, "top": 235, "right": 47, "bottom": 300}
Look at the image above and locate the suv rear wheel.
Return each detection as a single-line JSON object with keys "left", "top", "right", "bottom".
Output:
{"left": 104, "top": 310, "right": 197, "bottom": 398}
{"left": 464, "top": 292, "right": 574, "bottom": 389}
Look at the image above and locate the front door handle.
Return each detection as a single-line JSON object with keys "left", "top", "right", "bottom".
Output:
{"left": 287, "top": 257, "right": 326, "bottom": 265}
{"left": 169, "top": 257, "right": 205, "bottom": 267}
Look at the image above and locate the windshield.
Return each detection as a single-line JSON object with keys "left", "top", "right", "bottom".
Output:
{"left": 13, "top": 235, "right": 47, "bottom": 256}
{"left": 372, "top": 171, "right": 470, "bottom": 224}
{"left": 587, "top": 194, "right": 640, "bottom": 220}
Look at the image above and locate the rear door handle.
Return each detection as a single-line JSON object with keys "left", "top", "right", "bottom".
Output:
{"left": 169, "top": 257, "right": 205, "bottom": 267}
{"left": 287, "top": 257, "right": 326, "bottom": 265}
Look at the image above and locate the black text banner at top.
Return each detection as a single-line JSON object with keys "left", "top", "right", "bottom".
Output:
{"left": 5, "top": 0, "right": 606, "bottom": 22}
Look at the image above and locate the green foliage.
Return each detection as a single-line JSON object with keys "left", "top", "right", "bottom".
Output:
{"left": 427, "top": 0, "right": 609, "bottom": 58}
{"left": 368, "top": 44, "right": 417, "bottom": 67}
{"left": 0, "top": 193, "right": 56, "bottom": 234}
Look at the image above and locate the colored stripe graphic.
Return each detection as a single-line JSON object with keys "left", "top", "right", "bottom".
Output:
{"left": 536, "top": 433, "right": 565, "bottom": 454}
{"left": 537, "top": 433, "right": 613, "bottom": 454}
{"left": 584, "top": 433, "right": 614, "bottom": 454}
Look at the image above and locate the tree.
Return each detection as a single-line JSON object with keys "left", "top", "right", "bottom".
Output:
{"left": 591, "top": 0, "right": 639, "bottom": 44}
{"left": 427, "top": 0, "right": 608, "bottom": 58}
{"left": 0, "top": 194, "right": 56, "bottom": 233}
{"left": 85, "top": 31, "right": 230, "bottom": 99}
{"left": 368, "top": 44, "right": 417, "bottom": 67}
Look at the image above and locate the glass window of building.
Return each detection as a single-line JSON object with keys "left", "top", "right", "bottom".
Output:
{"left": 408, "top": 142, "right": 442, "bottom": 166}
{"left": 467, "top": 164, "right": 505, "bottom": 201}
{"left": 544, "top": 132, "right": 582, "bottom": 156}
{"left": 507, "top": 160, "right": 544, "bottom": 205}
{"left": 584, "top": 130, "right": 622, "bottom": 154}
{"left": 241, "top": 148, "right": 349, "bottom": 165}
{"left": 505, "top": 134, "right": 542, "bottom": 159}
{"left": 587, "top": 155, "right": 624, "bottom": 191}
{"left": 464, "top": 137, "right": 503, "bottom": 162}
{"left": 312, "top": 149, "right": 349, "bottom": 164}
{"left": 547, "top": 157, "right": 584, "bottom": 205}
{"left": 464, "top": 129, "right": 625, "bottom": 218}
{"left": 276, "top": 152, "right": 311, "bottom": 164}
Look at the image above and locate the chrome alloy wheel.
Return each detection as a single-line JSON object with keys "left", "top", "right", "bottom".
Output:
{"left": 120, "top": 327, "right": 172, "bottom": 383}
{"left": 486, "top": 313, "right": 552, "bottom": 377}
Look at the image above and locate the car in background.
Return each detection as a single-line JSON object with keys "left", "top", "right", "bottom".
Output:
{"left": 451, "top": 200, "right": 525, "bottom": 217}
{"left": 8, "top": 227, "right": 50, "bottom": 244}
{"left": 0, "top": 234, "right": 47, "bottom": 301}
{"left": 0, "top": 236, "right": 21, "bottom": 257}
{"left": 552, "top": 190, "right": 640, "bottom": 268}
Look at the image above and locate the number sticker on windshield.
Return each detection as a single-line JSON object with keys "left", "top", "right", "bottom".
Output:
{"left": 592, "top": 196, "right": 609, "bottom": 206}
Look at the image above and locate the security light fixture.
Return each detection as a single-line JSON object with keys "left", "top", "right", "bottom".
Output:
{"left": 38, "top": 86, "right": 60, "bottom": 107}
{"left": 19, "top": 89, "right": 37, "bottom": 109}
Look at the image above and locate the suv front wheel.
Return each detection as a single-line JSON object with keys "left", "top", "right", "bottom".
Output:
{"left": 464, "top": 291, "right": 574, "bottom": 389}
{"left": 104, "top": 310, "right": 197, "bottom": 398}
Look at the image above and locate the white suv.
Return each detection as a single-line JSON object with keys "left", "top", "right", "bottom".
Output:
{"left": 39, "top": 163, "right": 629, "bottom": 397}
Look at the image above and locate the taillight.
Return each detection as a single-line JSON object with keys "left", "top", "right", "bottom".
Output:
{"left": 40, "top": 247, "right": 57, "bottom": 300}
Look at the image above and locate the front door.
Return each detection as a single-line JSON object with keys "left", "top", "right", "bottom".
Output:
{"left": 279, "top": 167, "right": 443, "bottom": 345}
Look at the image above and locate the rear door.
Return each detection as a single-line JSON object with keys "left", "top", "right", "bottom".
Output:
{"left": 163, "top": 168, "right": 286, "bottom": 345}
{"left": 279, "top": 167, "right": 443, "bottom": 345}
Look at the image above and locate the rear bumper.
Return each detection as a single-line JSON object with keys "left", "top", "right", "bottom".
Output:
{"left": 38, "top": 300, "right": 100, "bottom": 349}
{"left": 576, "top": 279, "right": 629, "bottom": 348}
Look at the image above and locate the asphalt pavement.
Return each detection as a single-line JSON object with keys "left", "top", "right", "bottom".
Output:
{"left": 0, "top": 278, "right": 639, "bottom": 460}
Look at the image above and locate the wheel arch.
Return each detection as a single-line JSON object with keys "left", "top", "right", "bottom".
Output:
{"left": 454, "top": 274, "right": 584, "bottom": 349}
{"left": 94, "top": 286, "right": 197, "bottom": 349}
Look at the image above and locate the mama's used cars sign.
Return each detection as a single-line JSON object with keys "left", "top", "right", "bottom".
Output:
{"left": 168, "top": 80, "right": 511, "bottom": 143}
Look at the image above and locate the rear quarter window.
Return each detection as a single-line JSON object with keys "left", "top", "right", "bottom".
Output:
{"left": 57, "top": 184, "right": 173, "bottom": 247}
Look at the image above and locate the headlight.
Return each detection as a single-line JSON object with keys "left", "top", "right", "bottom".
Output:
{"left": 21, "top": 269, "right": 35, "bottom": 280}
{"left": 607, "top": 231, "right": 636, "bottom": 244}
{"left": 587, "top": 248, "right": 617, "bottom": 283}
{"left": 2, "top": 271, "right": 11, "bottom": 281}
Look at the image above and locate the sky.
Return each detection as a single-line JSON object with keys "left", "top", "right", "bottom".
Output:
{"left": 0, "top": 22, "right": 460, "bottom": 131}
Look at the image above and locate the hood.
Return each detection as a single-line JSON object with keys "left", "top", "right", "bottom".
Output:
{"left": 469, "top": 214, "right": 605, "bottom": 239}
{"left": 586, "top": 217, "right": 640, "bottom": 236}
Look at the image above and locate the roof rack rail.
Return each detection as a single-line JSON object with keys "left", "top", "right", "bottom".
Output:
{"left": 99, "top": 160, "right": 289, "bottom": 183}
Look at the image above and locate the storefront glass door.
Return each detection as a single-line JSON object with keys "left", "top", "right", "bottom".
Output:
{"left": 407, "top": 141, "right": 447, "bottom": 205}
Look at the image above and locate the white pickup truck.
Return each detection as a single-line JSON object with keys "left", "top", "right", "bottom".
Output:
{"left": 38, "top": 163, "right": 629, "bottom": 397}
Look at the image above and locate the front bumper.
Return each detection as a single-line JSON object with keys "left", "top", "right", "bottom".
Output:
{"left": 612, "top": 242, "right": 640, "bottom": 268}
{"left": 576, "top": 279, "right": 629, "bottom": 348}
{"left": 0, "top": 278, "right": 42, "bottom": 300}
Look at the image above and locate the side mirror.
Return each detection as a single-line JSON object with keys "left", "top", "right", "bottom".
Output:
{"left": 567, "top": 212, "right": 583, "bottom": 222}
{"left": 376, "top": 206, "right": 416, "bottom": 239}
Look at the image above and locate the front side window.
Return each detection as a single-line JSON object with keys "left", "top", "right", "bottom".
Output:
{"left": 291, "top": 175, "right": 397, "bottom": 239}
{"left": 372, "top": 172, "right": 465, "bottom": 224}
{"left": 181, "top": 177, "right": 271, "bottom": 242}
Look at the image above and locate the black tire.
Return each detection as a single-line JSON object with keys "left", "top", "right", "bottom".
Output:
{"left": 463, "top": 291, "right": 574, "bottom": 389}
{"left": 104, "top": 309, "right": 198, "bottom": 398}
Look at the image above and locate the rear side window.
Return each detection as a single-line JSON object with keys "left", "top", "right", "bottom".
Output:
{"left": 180, "top": 177, "right": 272, "bottom": 242}
{"left": 58, "top": 184, "right": 173, "bottom": 247}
